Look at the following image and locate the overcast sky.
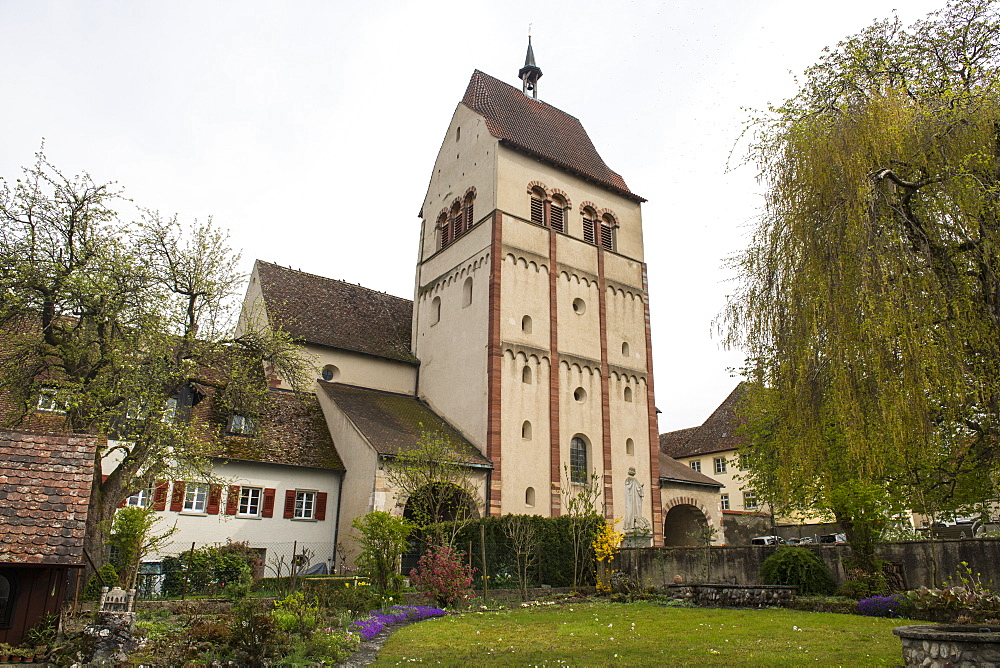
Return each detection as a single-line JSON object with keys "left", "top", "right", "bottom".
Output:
{"left": 2, "top": 0, "right": 946, "bottom": 431}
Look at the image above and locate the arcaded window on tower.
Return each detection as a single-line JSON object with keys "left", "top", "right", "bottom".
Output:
{"left": 451, "top": 200, "right": 465, "bottom": 239}
{"left": 600, "top": 213, "right": 616, "bottom": 251}
{"left": 530, "top": 187, "right": 546, "bottom": 225}
{"left": 464, "top": 191, "right": 476, "bottom": 229}
{"left": 570, "top": 436, "right": 588, "bottom": 484}
{"left": 437, "top": 212, "right": 450, "bottom": 249}
{"left": 550, "top": 194, "right": 566, "bottom": 232}
{"left": 582, "top": 207, "right": 598, "bottom": 244}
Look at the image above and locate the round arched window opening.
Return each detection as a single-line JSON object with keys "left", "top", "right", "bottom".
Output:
{"left": 462, "top": 277, "right": 473, "bottom": 307}
{"left": 622, "top": 341, "right": 630, "bottom": 357}
{"left": 573, "top": 387, "right": 587, "bottom": 403}
{"left": 570, "top": 436, "right": 588, "bottom": 484}
{"left": 521, "top": 421, "right": 532, "bottom": 440}
{"left": 321, "top": 364, "right": 341, "bottom": 382}
{"left": 522, "top": 365, "right": 532, "bottom": 384}
{"left": 431, "top": 296, "right": 441, "bottom": 325}
{"left": 572, "top": 298, "right": 586, "bottom": 315}
{"left": 521, "top": 315, "right": 532, "bottom": 334}
{"left": 626, "top": 438, "right": 635, "bottom": 455}
{"left": 624, "top": 387, "right": 633, "bottom": 402}
{"left": 525, "top": 487, "right": 536, "bottom": 507}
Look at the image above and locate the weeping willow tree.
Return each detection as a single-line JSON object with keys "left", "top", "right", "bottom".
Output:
{"left": 723, "top": 0, "right": 1000, "bottom": 568}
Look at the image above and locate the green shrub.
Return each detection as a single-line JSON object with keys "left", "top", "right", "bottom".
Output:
{"left": 305, "top": 579, "right": 381, "bottom": 616}
{"left": 82, "top": 563, "right": 119, "bottom": 600}
{"left": 760, "top": 546, "right": 835, "bottom": 595}
{"left": 228, "top": 600, "right": 289, "bottom": 664}
{"left": 161, "top": 543, "right": 254, "bottom": 597}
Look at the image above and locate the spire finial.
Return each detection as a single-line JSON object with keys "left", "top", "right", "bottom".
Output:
{"left": 519, "top": 35, "right": 543, "bottom": 99}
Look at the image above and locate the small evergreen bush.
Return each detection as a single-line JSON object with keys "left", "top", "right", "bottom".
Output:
{"left": 760, "top": 546, "right": 835, "bottom": 595}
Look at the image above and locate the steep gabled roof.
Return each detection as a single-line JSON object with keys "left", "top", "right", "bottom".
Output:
{"left": 0, "top": 431, "right": 98, "bottom": 565}
{"left": 210, "top": 387, "right": 344, "bottom": 470}
{"left": 255, "top": 260, "right": 417, "bottom": 364}
{"left": 319, "top": 382, "right": 490, "bottom": 467}
{"left": 660, "top": 383, "right": 747, "bottom": 459}
{"left": 462, "top": 70, "right": 644, "bottom": 202}
{"left": 658, "top": 451, "right": 725, "bottom": 488}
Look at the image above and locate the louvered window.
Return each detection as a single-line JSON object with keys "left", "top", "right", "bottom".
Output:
{"left": 530, "top": 197, "right": 545, "bottom": 225}
{"left": 452, "top": 210, "right": 464, "bottom": 239}
{"left": 550, "top": 205, "right": 564, "bottom": 232}
{"left": 583, "top": 217, "right": 597, "bottom": 244}
{"left": 464, "top": 198, "right": 475, "bottom": 229}
{"left": 600, "top": 221, "right": 615, "bottom": 250}
{"left": 439, "top": 215, "right": 451, "bottom": 248}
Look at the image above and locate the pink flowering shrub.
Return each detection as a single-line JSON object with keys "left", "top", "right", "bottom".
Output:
{"left": 409, "top": 543, "right": 476, "bottom": 608}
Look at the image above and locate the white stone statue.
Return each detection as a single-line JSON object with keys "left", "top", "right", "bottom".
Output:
{"left": 624, "top": 466, "right": 644, "bottom": 532}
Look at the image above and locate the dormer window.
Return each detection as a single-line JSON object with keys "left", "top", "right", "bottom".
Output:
{"left": 36, "top": 388, "right": 65, "bottom": 414}
{"left": 228, "top": 414, "right": 257, "bottom": 436}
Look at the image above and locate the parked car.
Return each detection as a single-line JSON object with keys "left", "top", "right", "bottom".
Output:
{"left": 750, "top": 535, "right": 785, "bottom": 546}
{"left": 818, "top": 533, "right": 847, "bottom": 544}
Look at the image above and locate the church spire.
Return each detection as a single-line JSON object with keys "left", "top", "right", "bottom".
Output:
{"left": 518, "top": 35, "right": 543, "bottom": 99}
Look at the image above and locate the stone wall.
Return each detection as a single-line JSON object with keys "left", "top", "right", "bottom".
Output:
{"left": 663, "top": 584, "right": 796, "bottom": 608}
{"left": 894, "top": 625, "right": 1000, "bottom": 667}
{"left": 619, "top": 538, "right": 1000, "bottom": 590}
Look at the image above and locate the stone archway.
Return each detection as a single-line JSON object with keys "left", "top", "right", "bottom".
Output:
{"left": 662, "top": 499, "right": 712, "bottom": 546}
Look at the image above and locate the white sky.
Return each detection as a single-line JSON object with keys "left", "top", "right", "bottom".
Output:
{"left": 2, "top": 0, "right": 945, "bottom": 432}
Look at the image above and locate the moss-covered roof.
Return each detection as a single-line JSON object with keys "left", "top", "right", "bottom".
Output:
{"left": 320, "top": 382, "right": 490, "bottom": 467}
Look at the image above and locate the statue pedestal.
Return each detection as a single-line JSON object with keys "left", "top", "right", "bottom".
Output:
{"left": 622, "top": 532, "right": 651, "bottom": 548}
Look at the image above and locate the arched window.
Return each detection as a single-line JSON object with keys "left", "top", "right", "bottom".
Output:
{"left": 624, "top": 386, "right": 633, "bottom": 402}
{"left": 530, "top": 187, "right": 546, "bottom": 225}
{"left": 463, "top": 277, "right": 473, "bottom": 307}
{"left": 451, "top": 200, "right": 465, "bottom": 239}
{"left": 464, "top": 191, "right": 476, "bottom": 229}
{"left": 521, "top": 315, "right": 532, "bottom": 333}
{"left": 550, "top": 194, "right": 567, "bottom": 232}
{"left": 522, "top": 365, "right": 532, "bottom": 384}
{"left": 521, "top": 420, "right": 532, "bottom": 439}
{"left": 525, "top": 487, "right": 536, "bottom": 507}
{"left": 582, "top": 207, "right": 598, "bottom": 244}
{"left": 626, "top": 438, "right": 635, "bottom": 455}
{"left": 431, "top": 296, "right": 441, "bottom": 325}
{"left": 570, "top": 436, "right": 588, "bottom": 484}
{"left": 437, "top": 212, "right": 450, "bottom": 249}
{"left": 622, "top": 341, "right": 630, "bottom": 357}
{"left": 600, "top": 213, "right": 616, "bottom": 251}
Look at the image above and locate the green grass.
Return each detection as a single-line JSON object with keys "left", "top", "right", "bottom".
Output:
{"left": 374, "top": 601, "right": 914, "bottom": 666}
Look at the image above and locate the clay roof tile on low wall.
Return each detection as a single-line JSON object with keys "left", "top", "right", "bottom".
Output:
{"left": 0, "top": 430, "right": 98, "bottom": 566}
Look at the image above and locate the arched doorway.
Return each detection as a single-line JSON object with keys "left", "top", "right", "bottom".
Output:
{"left": 663, "top": 503, "right": 710, "bottom": 546}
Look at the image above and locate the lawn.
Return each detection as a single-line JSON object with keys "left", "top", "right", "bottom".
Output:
{"left": 374, "top": 601, "right": 914, "bottom": 666}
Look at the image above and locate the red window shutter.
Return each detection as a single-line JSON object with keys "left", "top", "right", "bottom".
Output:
{"left": 153, "top": 481, "right": 168, "bottom": 511}
{"left": 262, "top": 488, "right": 276, "bottom": 518}
{"left": 316, "top": 492, "right": 328, "bottom": 521}
{"left": 283, "top": 490, "right": 296, "bottom": 519}
{"left": 206, "top": 484, "right": 222, "bottom": 515}
{"left": 530, "top": 197, "right": 545, "bottom": 225}
{"left": 225, "top": 486, "right": 240, "bottom": 515}
{"left": 170, "top": 481, "right": 185, "bottom": 512}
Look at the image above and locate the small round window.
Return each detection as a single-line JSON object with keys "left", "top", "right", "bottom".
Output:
{"left": 573, "top": 387, "right": 587, "bottom": 403}
{"left": 321, "top": 364, "right": 340, "bottom": 381}
{"left": 572, "top": 298, "right": 586, "bottom": 315}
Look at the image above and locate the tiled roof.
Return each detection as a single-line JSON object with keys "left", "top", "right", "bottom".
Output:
{"left": 319, "top": 382, "right": 490, "bottom": 467}
{"left": 210, "top": 388, "right": 344, "bottom": 470}
{"left": 659, "top": 383, "right": 747, "bottom": 459}
{"left": 658, "top": 451, "right": 724, "bottom": 488}
{"left": 255, "top": 261, "right": 417, "bottom": 364}
{"left": 0, "top": 431, "right": 98, "bottom": 565}
{"left": 462, "top": 70, "right": 644, "bottom": 202}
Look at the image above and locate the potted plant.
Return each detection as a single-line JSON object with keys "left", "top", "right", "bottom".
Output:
{"left": 0, "top": 643, "right": 12, "bottom": 662}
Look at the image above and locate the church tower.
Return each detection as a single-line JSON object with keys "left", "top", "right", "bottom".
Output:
{"left": 412, "top": 44, "right": 662, "bottom": 544}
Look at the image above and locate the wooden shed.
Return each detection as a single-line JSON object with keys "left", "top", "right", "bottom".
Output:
{"left": 0, "top": 430, "right": 98, "bottom": 645}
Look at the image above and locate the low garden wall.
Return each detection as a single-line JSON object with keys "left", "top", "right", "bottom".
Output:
{"left": 662, "top": 584, "right": 797, "bottom": 607}
{"left": 619, "top": 538, "right": 1000, "bottom": 590}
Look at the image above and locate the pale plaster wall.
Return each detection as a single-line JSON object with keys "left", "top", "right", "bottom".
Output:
{"left": 235, "top": 265, "right": 268, "bottom": 337}
{"left": 605, "top": 286, "right": 647, "bottom": 373}
{"left": 499, "top": 250, "right": 551, "bottom": 350}
{"left": 496, "top": 147, "right": 645, "bottom": 262}
{"left": 499, "top": 348, "right": 552, "bottom": 516}
{"left": 558, "top": 361, "right": 605, "bottom": 485}
{"left": 419, "top": 105, "right": 498, "bottom": 263}
{"left": 673, "top": 450, "right": 764, "bottom": 514}
{"left": 314, "top": 388, "right": 379, "bottom": 566}
{"left": 555, "top": 270, "right": 602, "bottom": 363}
{"left": 413, "top": 244, "right": 491, "bottom": 451}
{"left": 303, "top": 345, "right": 416, "bottom": 395}
{"left": 147, "top": 460, "right": 341, "bottom": 561}
{"left": 608, "top": 374, "right": 653, "bottom": 525}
